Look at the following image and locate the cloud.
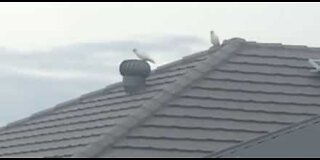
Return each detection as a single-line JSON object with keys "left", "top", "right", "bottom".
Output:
{"left": 0, "top": 34, "right": 208, "bottom": 127}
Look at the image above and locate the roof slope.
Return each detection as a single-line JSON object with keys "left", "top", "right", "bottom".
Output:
{"left": 0, "top": 40, "right": 212, "bottom": 158}
{"left": 92, "top": 40, "right": 320, "bottom": 158}
{"left": 2, "top": 38, "right": 320, "bottom": 157}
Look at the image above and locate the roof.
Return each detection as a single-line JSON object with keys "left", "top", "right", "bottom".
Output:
{"left": 2, "top": 37, "right": 320, "bottom": 157}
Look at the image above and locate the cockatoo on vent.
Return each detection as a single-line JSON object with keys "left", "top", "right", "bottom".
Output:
{"left": 133, "top": 48, "right": 156, "bottom": 64}
{"left": 210, "top": 30, "right": 220, "bottom": 47}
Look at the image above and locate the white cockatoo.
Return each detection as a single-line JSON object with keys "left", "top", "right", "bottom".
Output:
{"left": 210, "top": 30, "right": 220, "bottom": 47}
{"left": 133, "top": 48, "right": 156, "bottom": 64}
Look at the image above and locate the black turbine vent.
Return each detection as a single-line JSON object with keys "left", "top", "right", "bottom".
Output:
{"left": 120, "top": 60, "right": 151, "bottom": 77}
{"left": 119, "top": 59, "right": 151, "bottom": 94}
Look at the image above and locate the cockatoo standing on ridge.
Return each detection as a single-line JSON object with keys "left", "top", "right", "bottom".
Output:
{"left": 133, "top": 48, "right": 156, "bottom": 64}
{"left": 210, "top": 30, "right": 220, "bottom": 47}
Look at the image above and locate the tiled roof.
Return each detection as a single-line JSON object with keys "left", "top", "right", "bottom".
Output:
{"left": 2, "top": 37, "right": 320, "bottom": 157}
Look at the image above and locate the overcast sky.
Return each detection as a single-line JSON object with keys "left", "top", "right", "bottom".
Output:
{"left": 1, "top": 2, "right": 320, "bottom": 127}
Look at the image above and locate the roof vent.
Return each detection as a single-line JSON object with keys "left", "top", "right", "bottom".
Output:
{"left": 308, "top": 58, "right": 320, "bottom": 72}
{"left": 119, "top": 59, "right": 151, "bottom": 94}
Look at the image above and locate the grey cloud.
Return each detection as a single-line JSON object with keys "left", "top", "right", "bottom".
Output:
{"left": 0, "top": 34, "right": 207, "bottom": 75}
{"left": 0, "top": 34, "right": 208, "bottom": 127}
{"left": 52, "top": 34, "right": 206, "bottom": 53}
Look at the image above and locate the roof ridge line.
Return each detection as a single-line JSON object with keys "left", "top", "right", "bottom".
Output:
{"left": 0, "top": 82, "right": 122, "bottom": 132}
{"left": 205, "top": 114, "right": 320, "bottom": 158}
{"left": 72, "top": 38, "right": 246, "bottom": 158}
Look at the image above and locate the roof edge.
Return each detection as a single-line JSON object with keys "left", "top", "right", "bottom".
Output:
{"left": 0, "top": 82, "right": 122, "bottom": 132}
{"left": 154, "top": 50, "right": 209, "bottom": 72}
{"left": 72, "top": 37, "right": 246, "bottom": 158}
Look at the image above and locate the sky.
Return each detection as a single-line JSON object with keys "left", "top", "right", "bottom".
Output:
{"left": 1, "top": 2, "right": 320, "bottom": 126}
